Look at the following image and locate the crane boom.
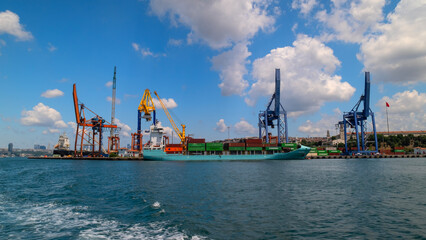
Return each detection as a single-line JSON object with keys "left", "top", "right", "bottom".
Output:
{"left": 153, "top": 91, "right": 186, "bottom": 144}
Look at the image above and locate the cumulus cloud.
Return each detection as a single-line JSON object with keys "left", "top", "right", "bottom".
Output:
{"left": 0, "top": 10, "right": 33, "bottom": 40}
{"left": 115, "top": 118, "right": 132, "bottom": 137}
{"left": 150, "top": 0, "right": 276, "bottom": 49}
{"left": 21, "top": 103, "right": 67, "bottom": 128}
{"left": 105, "top": 81, "right": 113, "bottom": 87}
{"left": 247, "top": 34, "right": 355, "bottom": 117}
{"left": 358, "top": 0, "right": 426, "bottom": 84}
{"left": 152, "top": 98, "right": 178, "bottom": 109}
{"left": 292, "top": 0, "right": 317, "bottom": 15}
{"left": 106, "top": 96, "right": 121, "bottom": 105}
{"left": 234, "top": 119, "right": 256, "bottom": 135}
{"left": 41, "top": 89, "right": 64, "bottom": 98}
{"left": 375, "top": 90, "right": 426, "bottom": 131}
{"left": 211, "top": 42, "right": 251, "bottom": 96}
{"left": 315, "top": 0, "right": 386, "bottom": 43}
{"left": 298, "top": 108, "right": 342, "bottom": 136}
{"left": 132, "top": 42, "right": 166, "bottom": 57}
{"left": 215, "top": 119, "right": 228, "bottom": 133}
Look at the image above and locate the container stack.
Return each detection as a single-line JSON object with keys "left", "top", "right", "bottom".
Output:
{"left": 282, "top": 143, "right": 297, "bottom": 151}
{"left": 187, "top": 138, "right": 205, "bottom": 152}
{"left": 225, "top": 142, "right": 245, "bottom": 151}
{"left": 206, "top": 142, "right": 223, "bottom": 152}
{"left": 264, "top": 143, "right": 279, "bottom": 151}
{"left": 327, "top": 149, "right": 342, "bottom": 156}
{"left": 245, "top": 139, "right": 263, "bottom": 151}
{"left": 316, "top": 148, "right": 328, "bottom": 156}
{"left": 393, "top": 146, "right": 405, "bottom": 155}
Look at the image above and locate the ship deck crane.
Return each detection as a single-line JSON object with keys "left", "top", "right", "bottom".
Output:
{"left": 153, "top": 91, "right": 186, "bottom": 144}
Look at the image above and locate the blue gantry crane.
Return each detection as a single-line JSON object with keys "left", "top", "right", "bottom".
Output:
{"left": 339, "top": 72, "right": 378, "bottom": 155}
{"left": 258, "top": 69, "right": 288, "bottom": 143}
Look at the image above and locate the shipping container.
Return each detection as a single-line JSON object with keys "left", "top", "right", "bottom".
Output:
{"left": 187, "top": 138, "right": 205, "bottom": 143}
{"left": 328, "top": 150, "right": 342, "bottom": 153}
{"left": 394, "top": 146, "right": 404, "bottom": 150}
{"left": 282, "top": 143, "right": 297, "bottom": 148}
{"left": 166, "top": 144, "right": 183, "bottom": 148}
{"left": 187, "top": 143, "right": 205, "bottom": 152}
{"left": 227, "top": 142, "right": 245, "bottom": 147}
{"left": 265, "top": 147, "right": 280, "bottom": 151}
{"left": 245, "top": 138, "right": 262, "bottom": 144}
{"left": 317, "top": 152, "right": 328, "bottom": 156}
{"left": 317, "top": 150, "right": 327, "bottom": 153}
{"left": 229, "top": 147, "right": 245, "bottom": 151}
{"left": 246, "top": 143, "right": 263, "bottom": 148}
{"left": 393, "top": 149, "right": 405, "bottom": 153}
{"left": 206, "top": 142, "right": 223, "bottom": 151}
{"left": 246, "top": 147, "right": 262, "bottom": 151}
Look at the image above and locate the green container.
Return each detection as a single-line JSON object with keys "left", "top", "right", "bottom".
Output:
{"left": 265, "top": 147, "right": 280, "bottom": 151}
{"left": 188, "top": 143, "right": 205, "bottom": 147}
{"left": 328, "top": 150, "right": 342, "bottom": 153}
{"left": 317, "top": 153, "right": 328, "bottom": 156}
{"left": 206, "top": 143, "right": 223, "bottom": 151}
{"left": 187, "top": 143, "right": 205, "bottom": 152}
{"left": 282, "top": 143, "right": 297, "bottom": 148}
{"left": 317, "top": 150, "right": 327, "bottom": 153}
{"left": 229, "top": 147, "right": 245, "bottom": 151}
{"left": 246, "top": 147, "right": 262, "bottom": 151}
{"left": 393, "top": 149, "right": 405, "bottom": 152}
{"left": 309, "top": 149, "right": 317, "bottom": 153}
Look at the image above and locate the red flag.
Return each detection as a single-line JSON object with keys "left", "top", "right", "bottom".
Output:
{"left": 386, "top": 102, "right": 390, "bottom": 107}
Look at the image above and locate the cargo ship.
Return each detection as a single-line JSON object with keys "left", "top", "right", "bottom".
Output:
{"left": 142, "top": 125, "right": 310, "bottom": 161}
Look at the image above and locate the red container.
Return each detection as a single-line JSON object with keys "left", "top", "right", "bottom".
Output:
{"left": 245, "top": 138, "right": 262, "bottom": 144}
{"left": 187, "top": 138, "right": 205, "bottom": 143}
{"left": 263, "top": 143, "right": 278, "bottom": 147}
{"left": 317, "top": 147, "right": 325, "bottom": 150}
{"left": 228, "top": 142, "right": 245, "bottom": 147}
{"left": 166, "top": 144, "right": 183, "bottom": 148}
{"left": 246, "top": 143, "right": 263, "bottom": 147}
{"left": 394, "top": 147, "right": 404, "bottom": 150}
{"left": 329, "top": 152, "right": 341, "bottom": 156}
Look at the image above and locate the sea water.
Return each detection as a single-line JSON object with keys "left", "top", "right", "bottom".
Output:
{"left": 1, "top": 157, "right": 425, "bottom": 239}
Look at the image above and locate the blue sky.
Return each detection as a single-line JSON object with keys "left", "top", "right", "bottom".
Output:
{"left": 1, "top": 0, "right": 425, "bottom": 149}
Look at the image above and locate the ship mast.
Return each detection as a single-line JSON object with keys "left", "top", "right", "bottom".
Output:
{"left": 110, "top": 66, "right": 117, "bottom": 137}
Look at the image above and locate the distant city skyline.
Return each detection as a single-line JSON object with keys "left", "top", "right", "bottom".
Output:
{"left": 0, "top": 0, "right": 425, "bottom": 148}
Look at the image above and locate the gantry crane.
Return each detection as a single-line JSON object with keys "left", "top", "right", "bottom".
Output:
{"left": 153, "top": 91, "right": 186, "bottom": 144}
{"left": 339, "top": 72, "right": 378, "bottom": 155}
{"left": 73, "top": 84, "right": 117, "bottom": 157}
{"left": 258, "top": 69, "right": 288, "bottom": 143}
{"left": 131, "top": 89, "right": 156, "bottom": 153}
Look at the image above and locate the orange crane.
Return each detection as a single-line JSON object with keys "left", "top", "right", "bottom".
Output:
{"left": 73, "top": 84, "right": 117, "bottom": 157}
{"left": 153, "top": 91, "right": 186, "bottom": 145}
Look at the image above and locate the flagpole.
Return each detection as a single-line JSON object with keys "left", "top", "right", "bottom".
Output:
{"left": 386, "top": 104, "right": 390, "bottom": 135}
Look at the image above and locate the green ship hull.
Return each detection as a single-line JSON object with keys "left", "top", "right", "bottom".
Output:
{"left": 143, "top": 145, "right": 311, "bottom": 161}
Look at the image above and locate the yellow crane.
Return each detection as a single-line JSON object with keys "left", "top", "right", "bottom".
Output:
{"left": 138, "top": 89, "right": 156, "bottom": 122}
{"left": 153, "top": 91, "right": 186, "bottom": 144}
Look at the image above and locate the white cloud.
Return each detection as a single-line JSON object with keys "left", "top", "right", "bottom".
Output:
{"left": 132, "top": 42, "right": 140, "bottom": 51}
{"left": 105, "top": 81, "right": 113, "bottom": 87}
{"left": 21, "top": 103, "right": 67, "bottom": 128}
{"left": 149, "top": 0, "right": 276, "bottom": 49}
{"left": 168, "top": 38, "right": 183, "bottom": 46}
{"left": 298, "top": 108, "right": 342, "bottom": 136}
{"left": 358, "top": 0, "right": 426, "bottom": 84}
{"left": 106, "top": 96, "right": 121, "bottom": 105}
{"left": 247, "top": 34, "right": 355, "bottom": 117}
{"left": 41, "top": 89, "right": 64, "bottom": 98}
{"left": 375, "top": 90, "right": 426, "bottom": 131}
{"left": 132, "top": 42, "right": 166, "bottom": 58}
{"left": 315, "top": 0, "right": 386, "bottom": 43}
{"left": 215, "top": 119, "right": 228, "bottom": 133}
{"left": 292, "top": 0, "right": 317, "bottom": 15}
{"left": 47, "top": 42, "right": 57, "bottom": 52}
{"left": 115, "top": 118, "right": 132, "bottom": 137}
{"left": 234, "top": 119, "right": 256, "bottom": 135}
{"left": 152, "top": 98, "right": 178, "bottom": 109}
{"left": 0, "top": 10, "right": 33, "bottom": 41}
{"left": 211, "top": 42, "right": 251, "bottom": 96}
